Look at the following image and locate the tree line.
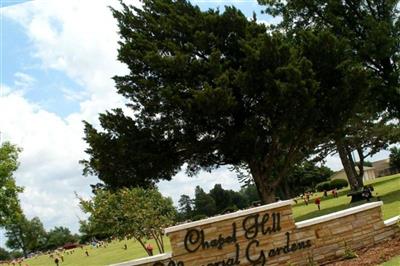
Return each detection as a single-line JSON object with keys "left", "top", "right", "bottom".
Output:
{"left": 177, "top": 161, "right": 333, "bottom": 221}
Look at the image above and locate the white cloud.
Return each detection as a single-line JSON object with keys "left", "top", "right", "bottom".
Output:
{"left": 0, "top": 84, "right": 12, "bottom": 96}
{"left": 61, "top": 87, "right": 88, "bottom": 102}
{"left": 1, "top": 0, "right": 142, "bottom": 232}
{"left": 3, "top": 0, "right": 141, "bottom": 123}
{"left": 158, "top": 166, "right": 241, "bottom": 204}
{"left": 0, "top": 89, "right": 92, "bottom": 232}
{"left": 14, "top": 72, "right": 36, "bottom": 91}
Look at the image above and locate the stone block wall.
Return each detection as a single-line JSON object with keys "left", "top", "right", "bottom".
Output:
{"left": 111, "top": 201, "right": 399, "bottom": 266}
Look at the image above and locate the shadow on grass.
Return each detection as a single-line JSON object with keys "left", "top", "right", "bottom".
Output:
{"left": 379, "top": 190, "right": 400, "bottom": 205}
{"left": 293, "top": 175, "right": 399, "bottom": 222}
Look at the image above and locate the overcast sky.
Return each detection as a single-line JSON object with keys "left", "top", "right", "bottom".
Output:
{"left": 0, "top": 0, "right": 391, "bottom": 246}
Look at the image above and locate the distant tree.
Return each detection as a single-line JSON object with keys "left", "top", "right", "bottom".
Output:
{"left": 83, "top": 0, "right": 368, "bottom": 203}
{"left": 178, "top": 185, "right": 250, "bottom": 221}
{"left": 79, "top": 188, "right": 176, "bottom": 255}
{"left": 0, "top": 247, "right": 10, "bottom": 261}
{"left": 177, "top": 194, "right": 193, "bottom": 221}
{"left": 389, "top": 146, "right": 400, "bottom": 169}
{"left": 43, "top": 227, "right": 79, "bottom": 250}
{"left": 228, "top": 190, "right": 249, "bottom": 210}
{"left": 0, "top": 142, "right": 23, "bottom": 226}
{"left": 78, "top": 220, "right": 111, "bottom": 244}
{"left": 209, "top": 184, "right": 233, "bottom": 213}
{"left": 278, "top": 161, "right": 333, "bottom": 198}
{"left": 239, "top": 184, "right": 260, "bottom": 205}
{"left": 193, "top": 186, "right": 216, "bottom": 217}
{"left": 5, "top": 214, "right": 47, "bottom": 258}
{"left": 8, "top": 250, "right": 22, "bottom": 260}
{"left": 363, "top": 161, "right": 373, "bottom": 167}
{"left": 316, "top": 112, "right": 400, "bottom": 190}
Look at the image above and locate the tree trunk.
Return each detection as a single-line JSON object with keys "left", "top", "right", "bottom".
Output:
{"left": 283, "top": 178, "right": 292, "bottom": 200}
{"left": 135, "top": 237, "right": 151, "bottom": 256}
{"left": 256, "top": 183, "right": 276, "bottom": 204}
{"left": 335, "top": 139, "right": 361, "bottom": 191}
{"left": 249, "top": 162, "right": 279, "bottom": 204}
{"left": 356, "top": 147, "right": 365, "bottom": 188}
{"left": 151, "top": 231, "right": 163, "bottom": 253}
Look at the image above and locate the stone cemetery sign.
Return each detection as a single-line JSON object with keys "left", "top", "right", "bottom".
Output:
{"left": 112, "top": 201, "right": 399, "bottom": 266}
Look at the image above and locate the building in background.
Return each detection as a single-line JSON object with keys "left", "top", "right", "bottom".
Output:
{"left": 330, "top": 166, "right": 376, "bottom": 182}
{"left": 372, "top": 158, "right": 399, "bottom": 177}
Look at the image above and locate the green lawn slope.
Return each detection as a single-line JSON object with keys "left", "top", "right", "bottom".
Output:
{"left": 12, "top": 238, "right": 170, "bottom": 266}
{"left": 381, "top": 255, "right": 400, "bottom": 266}
{"left": 292, "top": 173, "right": 400, "bottom": 221}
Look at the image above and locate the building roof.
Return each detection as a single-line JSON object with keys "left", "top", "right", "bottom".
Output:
{"left": 372, "top": 158, "right": 390, "bottom": 163}
{"left": 330, "top": 166, "right": 375, "bottom": 180}
{"left": 333, "top": 166, "right": 375, "bottom": 174}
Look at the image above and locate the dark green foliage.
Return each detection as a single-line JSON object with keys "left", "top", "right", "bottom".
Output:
{"left": 8, "top": 251, "right": 22, "bottom": 260}
{"left": 79, "top": 220, "right": 111, "bottom": 244}
{"left": 0, "top": 247, "right": 10, "bottom": 260}
{"left": 389, "top": 146, "right": 400, "bottom": 169}
{"left": 261, "top": 0, "right": 400, "bottom": 194}
{"left": 316, "top": 179, "right": 348, "bottom": 192}
{"left": 5, "top": 215, "right": 47, "bottom": 258}
{"left": 191, "top": 214, "right": 208, "bottom": 221}
{"left": 315, "top": 181, "right": 332, "bottom": 192}
{"left": 82, "top": 0, "right": 369, "bottom": 203}
{"left": 239, "top": 184, "right": 260, "bottom": 205}
{"left": 177, "top": 194, "right": 193, "bottom": 221}
{"left": 278, "top": 162, "right": 334, "bottom": 198}
{"left": 193, "top": 186, "right": 216, "bottom": 217}
{"left": 260, "top": 0, "right": 400, "bottom": 115}
{"left": 230, "top": 190, "right": 249, "bottom": 209}
{"left": 177, "top": 183, "right": 254, "bottom": 221}
{"left": 331, "top": 179, "right": 349, "bottom": 190}
{"left": 81, "top": 115, "right": 181, "bottom": 189}
{"left": 42, "top": 227, "right": 79, "bottom": 250}
{"left": 363, "top": 161, "right": 373, "bottom": 167}
{"left": 209, "top": 184, "right": 234, "bottom": 214}
{"left": 0, "top": 142, "right": 23, "bottom": 226}
{"left": 79, "top": 187, "right": 176, "bottom": 254}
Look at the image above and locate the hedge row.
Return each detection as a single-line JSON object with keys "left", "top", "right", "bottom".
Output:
{"left": 316, "top": 179, "right": 349, "bottom": 192}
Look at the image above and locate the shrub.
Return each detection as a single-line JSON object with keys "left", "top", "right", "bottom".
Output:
{"left": 315, "top": 181, "right": 332, "bottom": 192}
{"left": 331, "top": 179, "right": 349, "bottom": 189}
{"left": 343, "top": 242, "right": 358, "bottom": 259}
{"left": 192, "top": 214, "right": 208, "bottom": 221}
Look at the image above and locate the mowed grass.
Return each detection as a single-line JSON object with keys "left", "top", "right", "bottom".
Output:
{"left": 292, "top": 173, "right": 400, "bottom": 221}
{"left": 1, "top": 238, "right": 171, "bottom": 266}
{"left": 1, "top": 174, "right": 398, "bottom": 266}
{"left": 381, "top": 255, "right": 400, "bottom": 266}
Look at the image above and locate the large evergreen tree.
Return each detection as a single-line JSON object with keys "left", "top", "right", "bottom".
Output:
{"left": 82, "top": 0, "right": 368, "bottom": 203}
{"left": 260, "top": 0, "right": 400, "bottom": 115}
{"left": 261, "top": 0, "right": 400, "bottom": 191}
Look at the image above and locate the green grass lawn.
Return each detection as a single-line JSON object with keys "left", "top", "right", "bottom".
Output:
{"left": 2, "top": 174, "right": 398, "bottom": 266}
{"left": 6, "top": 238, "right": 171, "bottom": 266}
{"left": 381, "top": 255, "right": 400, "bottom": 266}
{"left": 292, "top": 173, "right": 400, "bottom": 221}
